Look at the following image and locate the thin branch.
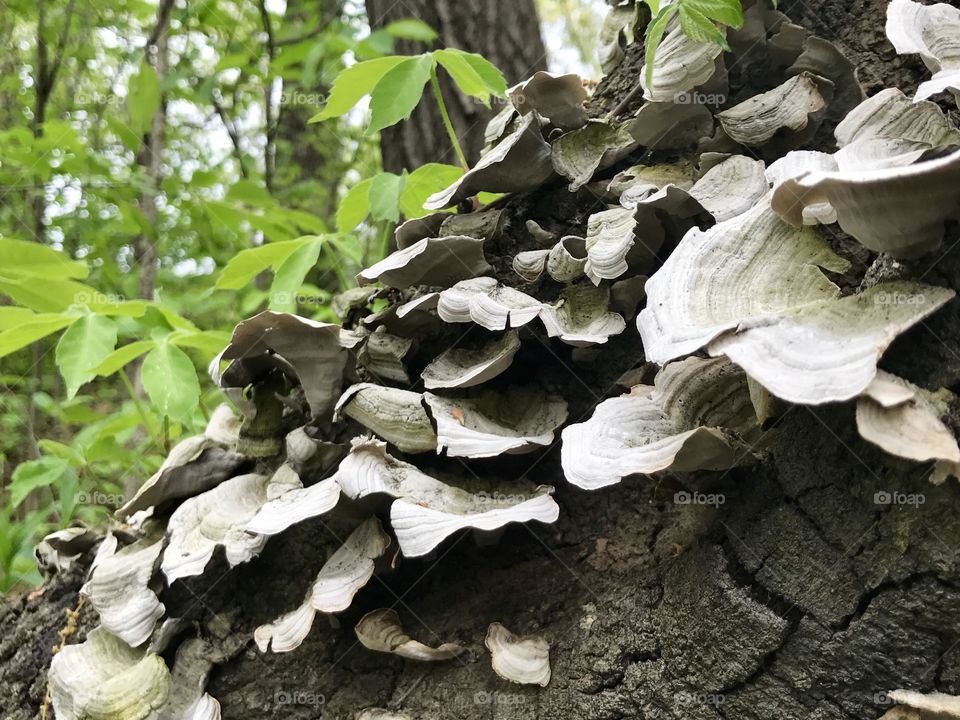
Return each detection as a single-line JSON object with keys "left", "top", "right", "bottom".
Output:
{"left": 258, "top": 0, "right": 278, "bottom": 193}
{"left": 145, "top": 0, "right": 176, "bottom": 49}
{"left": 212, "top": 95, "right": 249, "bottom": 178}
{"left": 46, "top": 0, "right": 77, "bottom": 93}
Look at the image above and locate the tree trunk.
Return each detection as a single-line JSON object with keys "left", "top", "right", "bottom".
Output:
{"left": 4, "top": 1, "right": 960, "bottom": 719}
{"left": 364, "top": 0, "right": 549, "bottom": 173}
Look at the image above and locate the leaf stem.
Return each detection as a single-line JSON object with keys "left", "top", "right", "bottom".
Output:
{"left": 377, "top": 221, "right": 392, "bottom": 263}
{"left": 430, "top": 66, "right": 468, "bottom": 171}
{"left": 119, "top": 368, "right": 163, "bottom": 448}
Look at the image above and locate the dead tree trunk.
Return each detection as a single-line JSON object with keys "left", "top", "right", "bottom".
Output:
{"left": 4, "top": 1, "right": 960, "bottom": 719}
{"left": 364, "top": 0, "right": 548, "bottom": 173}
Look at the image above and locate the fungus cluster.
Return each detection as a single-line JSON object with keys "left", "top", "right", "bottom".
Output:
{"left": 44, "top": 1, "right": 960, "bottom": 718}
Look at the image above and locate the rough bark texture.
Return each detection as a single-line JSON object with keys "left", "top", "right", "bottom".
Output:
{"left": 5, "top": 1, "right": 960, "bottom": 719}
{"left": 364, "top": 0, "right": 548, "bottom": 173}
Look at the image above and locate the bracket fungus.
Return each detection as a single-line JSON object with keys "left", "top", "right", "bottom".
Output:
{"left": 641, "top": 24, "right": 725, "bottom": 102}
{"left": 335, "top": 383, "right": 437, "bottom": 454}
{"left": 80, "top": 532, "right": 165, "bottom": 647}
{"left": 329, "top": 437, "right": 559, "bottom": 557}
{"left": 425, "top": 114, "right": 554, "bottom": 210}
{"left": 561, "top": 357, "right": 758, "bottom": 490}
{"left": 245, "top": 467, "right": 341, "bottom": 536}
{"left": 716, "top": 72, "right": 827, "bottom": 146}
{"left": 688, "top": 155, "right": 768, "bottom": 222}
{"left": 437, "top": 277, "right": 544, "bottom": 331}
{"left": 638, "top": 198, "right": 849, "bottom": 365}
{"left": 886, "top": 0, "right": 960, "bottom": 105}
{"left": 856, "top": 371, "right": 960, "bottom": 481}
{"left": 213, "top": 310, "right": 348, "bottom": 427}
{"left": 254, "top": 517, "right": 391, "bottom": 653}
{"left": 710, "top": 283, "right": 955, "bottom": 404}
{"left": 552, "top": 119, "right": 638, "bottom": 191}
{"left": 356, "top": 235, "right": 492, "bottom": 289}
{"left": 509, "top": 71, "right": 588, "bottom": 130}
{"left": 771, "top": 147, "right": 960, "bottom": 259}
{"left": 425, "top": 386, "right": 568, "bottom": 457}
{"left": 115, "top": 414, "right": 246, "bottom": 520}
{"left": 35, "top": 526, "right": 100, "bottom": 573}
{"left": 161, "top": 471, "right": 288, "bottom": 583}
{"left": 539, "top": 285, "right": 626, "bottom": 346}
{"left": 485, "top": 622, "right": 551, "bottom": 686}
{"left": 421, "top": 331, "right": 521, "bottom": 389}
{"left": 356, "top": 608, "right": 467, "bottom": 661}
{"left": 885, "top": 689, "right": 960, "bottom": 717}
{"left": 48, "top": 627, "right": 171, "bottom": 720}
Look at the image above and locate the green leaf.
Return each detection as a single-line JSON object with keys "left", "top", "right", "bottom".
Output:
{"left": 127, "top": 61, "right": 161, "bottom": 137}
{"left": 0, "top": 313, "right": 75, "bottom": 359}
{"left": 643, "top": 4, "right": 679, "bottom": 91}
{"left": 0, "top": 272, "right": 100, "bottom": 312}
{"left": 336, "top": 177, "right": 374, "bottom": 232}
{"left": 0, "top": 307, "right": 37, "bottom": 331}
{"left": 37, "top": 440, "right": 84, "bottom": 466}
{"left": 436, "top": 49, "right": 507, "bottom": 102}
{"left": 326, "top": 234, "right": 365, "bottom": 265}
{"left": 683, "top": 0, "right": 744, "bottom": 28}
{"left": 169, "top": 330, "right": 230, "bottom": 357}
{"left": 269, "top": 236, "right": 324, "bottom": 312}
{"left": 310, "top": 56, "right": 407, "bottom": 122}
{"left": 89, "top": 340, "right": 156, "bottom": 377}
{"left": 0, "top": 238, "right": 87, "bottom": 279}
{"left": 368, "top": 172, "right": 406, "bottom": 223}
{"left": 384, "top": 19, "right": 438, "bottom": 41}
{"left": 399, "top": 163, "right": 463, "bottom": 218}
{"left": 9, "top": 457, "right": 75, "bottom": 508}
{"left": 216, "top": 236, "right": 320, "bottom": 290}
{"left": 368, "top": 54, "right": 435, "bottom": 134}
{"left": 354, "top": 30, "right": 395, "bottom": 59}
{"left": 55, "top": 314, "right": 119, "bottom": 399}
{"left": 141, "top": 342, "right": 201, "bottom": 421}
{"left": 679, "top": 4, "right": 730, "bottom": 48}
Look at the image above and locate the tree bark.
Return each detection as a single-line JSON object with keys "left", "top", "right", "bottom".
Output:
{"left": 364, "top": 0, "right": 549, "bottom": 173}
{"left": 4, "top": 1, "right": 960, "bottom": 719}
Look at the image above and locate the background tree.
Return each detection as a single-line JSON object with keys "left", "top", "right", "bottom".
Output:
{"left": 366, "top": 0, "right": 548, "bottom": 172}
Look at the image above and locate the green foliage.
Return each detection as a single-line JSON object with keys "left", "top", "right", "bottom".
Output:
{"left": 140, "top": 342, "right": 201, "bottom": 422}
{"left": 310, "top": 48, "right": 507, "bottom": 132}
{"left": 9, "top": 457, "right": 77, "bottom": 509}
{"left": 55, "top": 314, "right": 119, "bottom": 400}
{"left": 127, "top": 61, "right": 161, "bottom": 137}
{"left": 368, "top": 55, "right": 436, "bottom": 133}
{"left": 641, "top": 0, "right": 744, "bottom": 89}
